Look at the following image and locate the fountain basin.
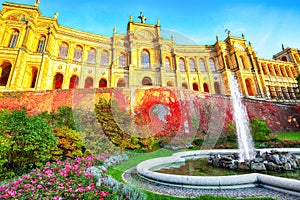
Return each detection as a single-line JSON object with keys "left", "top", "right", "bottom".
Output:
{"left": 136, "top": 149, "right": 300, "bottom": 196}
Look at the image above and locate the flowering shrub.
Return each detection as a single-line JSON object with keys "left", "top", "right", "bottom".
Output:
{"left": 0, "top": 154, "right": 144, "bottom": 199}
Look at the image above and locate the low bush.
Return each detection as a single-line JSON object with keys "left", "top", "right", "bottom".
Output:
{"left": 250, "top": 118, "right": 271, "bottom": 142}
{"left": 53, "top": 126, "right": 88, "bottom": 160}
{"left": 0, "top": 108, "right": 57, "bottom": 181}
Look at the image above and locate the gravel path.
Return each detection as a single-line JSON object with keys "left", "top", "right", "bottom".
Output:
{"left": 123, "top": 167, "right": 300, "bottom": 200}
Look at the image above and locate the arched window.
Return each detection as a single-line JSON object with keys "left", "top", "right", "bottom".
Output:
{"left": 245, "top": 78, "right": 255, "bottom": 96}
{"left": 87, "top": 48, "right": 96, "bottom": 64}
{"left": 203, "top": 83, "right": 209, "bottom": 93}
{"left": 69, "top": 75, "right": 79, "bottom": 89}
{"left": 165, "top": 57, "right": 171, "bottom": 71}
{"left": 179, "top": 58, "right": 186, "bottom": 72}
{"left": 290, "top": 67, "right": 296, "bottom": 78}
{"left": 295, "top": 54, "right": 300, "bottom": 63}
{"left": 37, "top": 36, "right": 46, "bottom": 53}
{"left": 182, "top": 82, "right": 188, "bottom": 89}
{"left": 262, "top": 64, "right": 268, "bottom": 75}
{"left": 209, "top": 58, "right": 216, "bottom": 72}
{"left": 280, "top": 66, "right": 287, "bottom": 77}
{"left": 199, "top": 59, "right": 206, "bottom": 72}
{"left": 141, "top": 50, "right": 150, "bottom": 69}
{"left": 9, "top": 30, "right": 19, "bottom": 48}
{"left": 281, "top": 56, "right": 288, "bottom": 62}
{"left": 73, "top": 45, "right": 83, "bottom": 62}
{"left": 193, "top": 83, "right": 199, "bottom": 91}
{"left": 274, "top": 66, "right": 281, "bottom": 76}
{"left": 117, "top": 78, "right": 126, "bottom": 87}
{"left": 30, "top": 67, "right": 38, "bottom": 88}
{"left": 53, "top": 73, "right": 64, "bottom": 89}
{"left": 167, "top": 81, "right": 174, "bottom": 87}
{"left": 214, "top": 82, "right": 221, "bottom": 94}
{"left": 142, "top": 77, "right": 152, "bottom": 86}
{"left": 119, "top": 53, "right": 126, "bottom": 67}
{"left": 286, "top": 67, "right": 292, "bottom": 78}
{"left": 99, "top": 78, "right": 107, "bottom": 88}
{"left": 225, "top": 56, "right": 231, "bottom": 69}
{"left": 239, "top": 56, "right": 247, "bottom": 69}
{"left": 269, "top": 86, "right": 276, "bottom": 99}
{"left": 101, "top": 51, "right": 109, "bottom": 66}
{"left": 0, "top": 62, "right": 12, "bottom": 86}
{"left": 58, "top": 42, "right": 69, "bottom": 59}
{"left": 189, "top": 59, "right": 196, "bottom": 72}
{"left": 84, "top": 77, "right": 94, "bottom": 88}
{"left": 268, "top": 65, "right": 275, "bottom": 76}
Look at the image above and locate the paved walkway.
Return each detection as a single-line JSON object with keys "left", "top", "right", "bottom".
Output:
{"left": 123, "top": 167, "right": 300, "bottom": 200}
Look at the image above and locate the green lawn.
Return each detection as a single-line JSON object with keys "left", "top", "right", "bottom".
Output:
{"left": 274, "top": 132, "right": 300, "bottom": 141}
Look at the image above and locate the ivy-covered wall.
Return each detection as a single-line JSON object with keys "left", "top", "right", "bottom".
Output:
{"left": 0, "top": 89, "right": 299, "bottom": 132}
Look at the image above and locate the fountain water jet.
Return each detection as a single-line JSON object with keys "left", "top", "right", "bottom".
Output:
{"left": 230, "top": 75, "right": 256, "bottom": 161}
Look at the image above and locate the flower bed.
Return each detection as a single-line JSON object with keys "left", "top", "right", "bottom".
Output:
{"left": 0, "top": 154, "right": 145, "bottom": 200}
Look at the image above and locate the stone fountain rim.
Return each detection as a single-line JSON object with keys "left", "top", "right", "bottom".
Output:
{"left": 135, "top": 148, "right": 300, "bottom": 195}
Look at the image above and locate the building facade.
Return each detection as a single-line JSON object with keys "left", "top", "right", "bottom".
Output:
{"left": 0, "top": 2, "right": 300, "bottom": 101}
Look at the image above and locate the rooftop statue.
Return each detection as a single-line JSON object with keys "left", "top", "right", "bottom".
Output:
{"left": 138, "top": 12, "right": 147, "bottom": 23}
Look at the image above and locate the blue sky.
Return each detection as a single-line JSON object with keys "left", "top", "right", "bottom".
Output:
{"left": 3, "top": 0, "right": 300, "bottom": 58}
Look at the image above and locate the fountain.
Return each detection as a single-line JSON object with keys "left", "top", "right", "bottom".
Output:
{"left": 208, "top": 76, "right": 299, "bottom": 172}
{"left": 230, "top": 75, "right": 255, "bottom": 161}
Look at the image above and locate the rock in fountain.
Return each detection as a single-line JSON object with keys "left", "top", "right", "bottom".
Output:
{"left": 208, "top": 150, "right": 300, "bottom": 172}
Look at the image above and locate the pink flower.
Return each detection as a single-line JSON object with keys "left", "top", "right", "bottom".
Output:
{"left": 72, "top": 165, "right": 79, "bottom": 171}
{"left": 37, "top": 185, "right": 43, "bottom": 189}
{"left": 44, "top": 170, "right": 53, "bottom": 177}
{"left": 77, "top": 188, "right": 84, "bottom": 193}
{"left": 22, "top": 184, "right": 31, "bottom": 189}
{"left": 71, "top": 193, "right": 76, "bottom": 198}
{"left": 31, "top": 179, "right": 38, "bottom": 184}
{"left": 10, "top": 191, "right": 16, "bottom": 197}
{"left": 99, "top": 191, "right": 109, "bottom": 197}
{"left": 90, "top": 183, "right": 95, "bottom": 189}
{"left": 126, "top": 194, "right": 130, "bottom": 199}
{"left": 85, "top": 186, "right": 91, "bottom": 192}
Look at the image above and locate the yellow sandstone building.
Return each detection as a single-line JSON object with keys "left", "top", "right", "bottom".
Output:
{"left": 0, "top": 1, "right": 300, "bottom": 101}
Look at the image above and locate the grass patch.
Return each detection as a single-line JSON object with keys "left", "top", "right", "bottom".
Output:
{"left": 274, "top": 132, "right": 300, "bottom": 141}
{"left": 112, "top": 148, "right": 177, "bottom": 172}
